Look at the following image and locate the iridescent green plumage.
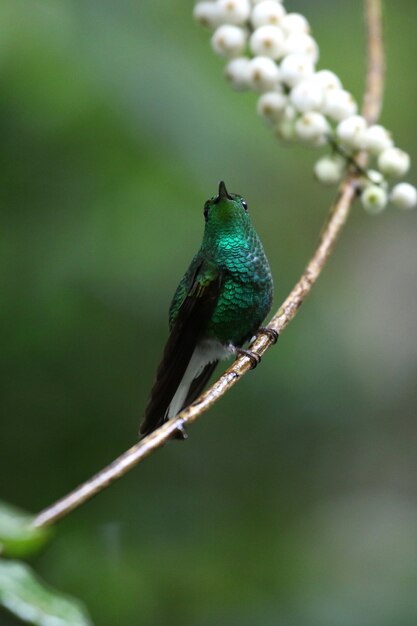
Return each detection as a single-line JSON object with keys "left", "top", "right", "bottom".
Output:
{"left": 169, "top": 189, "right": 272, "bottom": 344}
{"left": 140, "top": 181, "right": 273, "bottom": 438}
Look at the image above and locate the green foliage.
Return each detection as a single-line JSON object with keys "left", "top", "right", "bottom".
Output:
{"left": 0, "top": 502, "right": 50, "bottom": 559}
{"left": 0, "top": 560, "right": 92, "bottom": 626}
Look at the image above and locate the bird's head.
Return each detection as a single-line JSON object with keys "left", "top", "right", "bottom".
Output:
{"left": 203, "top": 181, "right": 249, "bottom": 233}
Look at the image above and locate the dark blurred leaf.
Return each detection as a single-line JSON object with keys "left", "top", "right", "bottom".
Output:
{"left": 0, "top": 501, "right": 50, "bottom": 558}
{"left": 0, "top": 559, "right": 93, "bottom": 626}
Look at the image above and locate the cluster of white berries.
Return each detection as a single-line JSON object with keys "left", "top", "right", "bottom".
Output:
{"left": 193, "top": 0, "right": 417, "bottom": 214}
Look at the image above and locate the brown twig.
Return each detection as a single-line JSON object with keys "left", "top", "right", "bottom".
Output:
{"left": 32, "top": 0, "right": 385, "bottom": 529}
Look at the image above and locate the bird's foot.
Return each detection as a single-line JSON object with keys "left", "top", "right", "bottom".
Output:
{"left": 172, "top": 422, "right": 188, "bottom": 441}
{"left": 259, "top": 327, "right": 279, "bottom": 344}
{"left": 235, "top": 348, "right": 261, "bottom": 369}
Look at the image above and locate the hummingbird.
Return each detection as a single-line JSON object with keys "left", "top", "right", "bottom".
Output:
{"left": 140, "top": 181, "right": 276, "bottom": 439}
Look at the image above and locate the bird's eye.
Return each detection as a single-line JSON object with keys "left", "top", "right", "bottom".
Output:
{"left": 242, "top": 200, "right": 248, "bottom": 211}
{"left": 203, "top": 201, "right": 210, "bottom": 219}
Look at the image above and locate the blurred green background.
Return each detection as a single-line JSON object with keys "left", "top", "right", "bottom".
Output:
{"left": 1, "top": 1, "right": 417, "bottom": 625}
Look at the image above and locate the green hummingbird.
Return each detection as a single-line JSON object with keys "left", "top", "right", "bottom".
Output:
{"left": 140, "top": 181, "right": 276, "bottom": 439}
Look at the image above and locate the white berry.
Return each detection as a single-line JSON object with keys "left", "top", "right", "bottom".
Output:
{"left": 250, "top": 25, "right": 285, "bottom": 60}
{"left": 367, "top": 169, "right": 386, "bottom": 186}
{"left": 283, "top": 33, "right": 319, "bottom": 64}
{"left": 361, "top": 185, "right": 388, "bottom": 214}
{"left": 390, "top": 183, "right": 417, "bottom": 210}
{"left": 290, "top": 78, "right": 324, "bottom": 113}
{"left": 276, "top": 116, "right": 296, "bottom": 142}
{"left": 314, "top": 155, "right": 345, "bottom": 185}
{"left": 336, "top": 115, "right": 367, "bottom": 150}
{"left": 225, "top": 57, "right": 252, "bottom": 90}
{"left": 280, "top": 53, "right": 314, "bottom": 87}
{"left": 322, "top": 88, "right": 358, "bottom": 121}
{"left": 211, "top": 25, "right": 247, "bottom": 58}
{"left": 248, "top": 56, "right": 281, "bottom": 92}
{"left": 257, "top": 91, "right": 288, "bottom": 123}
{"left": 363, "top": 125, "right": 393, "bottom": 155}
{"left": 217, "top": 0, "right": 251, "bottom": 25}
{"left": 193, "top": 2, "right": 222, "bottom": 29}
{"left": 295, "top": 112, "right": 330, "bottom": 145}
{"left": 312, "top": 69, "right": 342, "bottom": 92}
{"left": 378, "top": 147, "right": 411, "bottom": 178}
{"left": 281, "top": 13, "right": 310, "bottom": 35}
{"left": 251, "top": 1, "right": 286, "bottom": 28}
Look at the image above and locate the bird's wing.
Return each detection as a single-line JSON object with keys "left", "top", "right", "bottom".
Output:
{"left": 140, "top": 259, "right": 223, "bottom": 437}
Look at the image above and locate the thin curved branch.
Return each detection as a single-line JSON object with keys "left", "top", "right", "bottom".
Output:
{"left": 32, "top": 0, "right": 384, "bottom": 529}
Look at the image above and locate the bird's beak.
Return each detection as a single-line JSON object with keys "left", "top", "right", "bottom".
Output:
{"left": 218, "top": 180, "right": 232, "bottom": 200}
